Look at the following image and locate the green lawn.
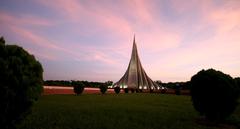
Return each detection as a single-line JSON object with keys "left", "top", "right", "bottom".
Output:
{"left": 17, "top": 94, "right": 240, "bottom": 129}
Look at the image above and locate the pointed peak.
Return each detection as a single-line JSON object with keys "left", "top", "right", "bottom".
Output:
{"left": 133, "top": 34, "right": 136, "bottom": 44}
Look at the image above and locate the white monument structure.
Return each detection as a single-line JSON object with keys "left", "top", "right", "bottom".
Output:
{"left": 114, "top": 36, "right": 160, "bottom": 91}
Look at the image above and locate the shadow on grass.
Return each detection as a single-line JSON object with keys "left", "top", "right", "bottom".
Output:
{"left": 195, "top": 116, "right": 240, "bottom": 129}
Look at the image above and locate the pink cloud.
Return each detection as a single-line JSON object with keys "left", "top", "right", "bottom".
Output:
{"left": 0, "top": 11, "right": 120, "bottom": 64}
{"left": 206, "top": 6, "right": 240, "bottom": 35}
{"left": 9, "top": 26, "right": 59, "bottom": 50}
{"left": 37, "top": 0, "right": 84, "bottom": 21}
{"left": 10, "top": 25, "right": 120, "bottom": 65}
{"left": 0, "top": 11, "right": 53, "bottom": 27}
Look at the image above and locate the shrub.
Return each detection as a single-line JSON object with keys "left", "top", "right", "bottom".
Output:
{"left": 99, "top": 84, "right": 108, "bottom": 94}
{"left": 114, "top": 87, "right": 120, "bottom": 94}
{"left": 161, "top": 88, "right": 167, "bottom": 94}
{"left": 72, "top": 81, "right": 85, "bottom": 95}
{"left": 130, "top": 88, "right": 135, "bottom": 93}
{"left": 175, "top": 84, "right": 181, "bottom": 95}
{"left": 235, "top": 77, "right": 240, "bottom": 96}
{"left": 190, "top": 69, "right": 239, "bottom": 121}
{"left": 0, "top": 37, "right": 43, "bottom": 128}
{"left": 150, "top": 89, "right": 154, "bottom": 93}
{"left": 136, "top": 89, "right": 140, "bottom": 93}
{"left": 124, "top": 88, "right": 129, "bottom": 93}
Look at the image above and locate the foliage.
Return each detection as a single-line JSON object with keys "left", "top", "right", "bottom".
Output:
{"left": 0, "top": 36, "right": 5, "bottom": 45}
{"left": 0, "top": 37, "right": 43, "bottom": 128}
{"left": 17, "top": 94, "right": 240, "bottom": 129}
{"left": 190, "top": 69, "right": 239, "bottom": 121}
{"left": 99, "top": 84, "right": 108, "bottom": 94}
{"left": 136, "top": 89, "right": 141, "bottom": 93}
{"left": 235, "top": 77, "right": 240, "bottom": 96}
{"left": 105, "top": 81, "right": 113, "bottom": 86}
{"left": 44, "top": 80, "right": 112, "bottom": 88}
{"left": 72, "top": 81, "right": 85, "bottom": 95}
{"left": 114, "top": 87, "right": 120, "bottom": 94}
{"left": 130, "top": 88, "right": 135, "bottom": 93}
{"left": 161, "top": 89, "right": 167, "bottom": 94}
{"left": 124, "top": 88, "right": 129, "bottom": 93}
{"left": 161, "top": 81, "right": 191, "bottom": 90}
{"left": 150, "top": 89, "right": 153, "bottom": 93}
{"left": 44, "top": 80, "right": 72, "bottom": 86}
{"left": 175, "top": 84, "right": 181, "bottom": 95}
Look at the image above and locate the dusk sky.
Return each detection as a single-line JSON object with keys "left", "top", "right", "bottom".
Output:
{"left": 0, "top": 0, "right": 240, "bottom": 82}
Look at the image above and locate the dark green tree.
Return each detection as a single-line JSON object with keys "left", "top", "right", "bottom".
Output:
{"left": 114, "top": 86, "right": 120, "bottom": 94}
{"left": 175, "top": 84, "right": 181, "bottom": 95}
{"left": 105, "top": 80, "right": 113, "bottom": 86}
{"left": 0, "top": 37, "right": 43, "bottom": 128}
{"left": 0, "top": 36, "right": 5, "bottom": 45}
{"left": 99, "top": 84, "right": 108, "bottom": 94}
{"left": 235, "top": 77, "right": 240, "bottom": 96}
{"left": 72, "top": 81, "right": 85, "bottom": 95}
{"left": 190, "top": 69, "right": 239, "bottom": 121}
{"left": 124, "top": 88, "right": 129, "bottom": 93}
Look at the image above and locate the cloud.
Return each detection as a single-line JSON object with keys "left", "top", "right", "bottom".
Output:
{"left": 1, "top": 0, "right": 240, "bottom": 81}
{"left": 0, "top": 11, "right": 53, "bottom": 27}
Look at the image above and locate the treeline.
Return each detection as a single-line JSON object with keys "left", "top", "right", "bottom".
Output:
{"left": 156, "top": 77, "right": 240, "bottom": 91}
{"left": 44, "top": 80, "right": 191, "bottom": 89}
{"left": 44, "top": 80, "right": 113, "bottom": 88}
{"left": 155, "top": 81, "right": 191, "bottom": 90}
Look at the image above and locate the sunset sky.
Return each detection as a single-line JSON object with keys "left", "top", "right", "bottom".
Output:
{"left": 0, "top": 0, "right": 240, "bottom": 82}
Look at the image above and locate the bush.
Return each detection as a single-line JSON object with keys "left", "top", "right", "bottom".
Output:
{"left": 99, "top": 84, "right": 108, "bottom": 94}
{"left": 235, "top": 77, "right": 240, "bottom": 96}
{"left": 124, "top": 88, "right": 129, "bottom": 93}
{"left": 0, "top": 37, "right": 43, "bottom": 128}
{"left": 130, "top": 88, "right": 135, "bottom": 93}
{"left": 136, "top": 89, "right": 140, "bottom": 93}
{"left": 190, "top": 69, "right": 239, "bottom": 121}
{"left": 161, "top": 89, "right": 167, "bottom": 94}
{"left": 114, "top": 87, "right": 120, "bottom": 94}
{"left": 175, "top": 84, "right": 181, "bottom": 95}
{"left": 72, "top": 81, "right": 85, "bottom": 95}
{"left": 150, "top": 89, "right": 153, "bottom": 93}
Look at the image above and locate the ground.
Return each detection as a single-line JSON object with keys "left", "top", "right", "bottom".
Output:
{"left": 17, "top": 93, "right": 240, "bottom": 129}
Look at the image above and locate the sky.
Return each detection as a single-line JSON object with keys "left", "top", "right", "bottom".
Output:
{"left": 0, "top": 0, "right": 240, "bottom": 82}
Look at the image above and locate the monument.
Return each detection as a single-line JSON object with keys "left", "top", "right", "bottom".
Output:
{"left": 114, "top": 36, "right": 160, "bottom": 91}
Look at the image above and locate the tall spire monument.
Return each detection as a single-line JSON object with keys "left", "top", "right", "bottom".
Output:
{"left": 114, "top": 36, "right": 160, "bottom": 90}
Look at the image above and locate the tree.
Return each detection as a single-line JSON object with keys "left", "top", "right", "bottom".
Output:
{"left": 124, "top": 88, "right": 129, "bottom": 93}
{"left": 175, "top": 84, "right": 181, "bottom": 95}
{"left": 114, "top": 86, "right": 120, "bottom": 94}
{"left": 99, "top": 84, "right": 108, "bottom": 94}
{"left": 72, "top": 81, "right": 85, "bottom": 95}
{"left": 105, "top": 81, "right": 113, "bottom": 86}
{"left": 0, "top": 37, "right": 43, "bottom": 128}
{"left": 0, "top": 36, "right": 5, "bottom": 45}
{"left": 190, "top": 69, "right": 239, "bottom": 121}
{"left": 235, "top": 77, "right": 240, "bottom": 96}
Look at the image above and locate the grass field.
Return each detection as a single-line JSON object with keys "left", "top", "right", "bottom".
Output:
{"left": 17, "top": 94, "right": 240, "bottom": 129}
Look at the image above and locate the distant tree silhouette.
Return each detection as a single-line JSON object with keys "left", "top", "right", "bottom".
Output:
{"left": 114, "top": 86, "right": 120, "bottom": 94}
{"left": 99, "top": 84, "right": 108, "bottom": 94}
{"left": 105, "top": 81, "right": 113, "bottom": 86}
{"left": 190, "top": 69, "right": 239, "bottom": 122}
{"left": 72, "top": 81, "right": 85, "bottom": 95}
{"left": 175, "top": 84, "right": 181, "bottom": 95}
{"left": 44, "top": 80, "right": 111, "bottom": 88}
{"left": 235, "top": 77, "right": 240, "bottom": 96}
{"left": 0, "top": 37, "right": 43, "bottom": 128}
{"left": 0, "top": 36, "right": 5, "bottom": 45}
{"left": 124, "top": 88, "right": 129, "bottom": 93}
